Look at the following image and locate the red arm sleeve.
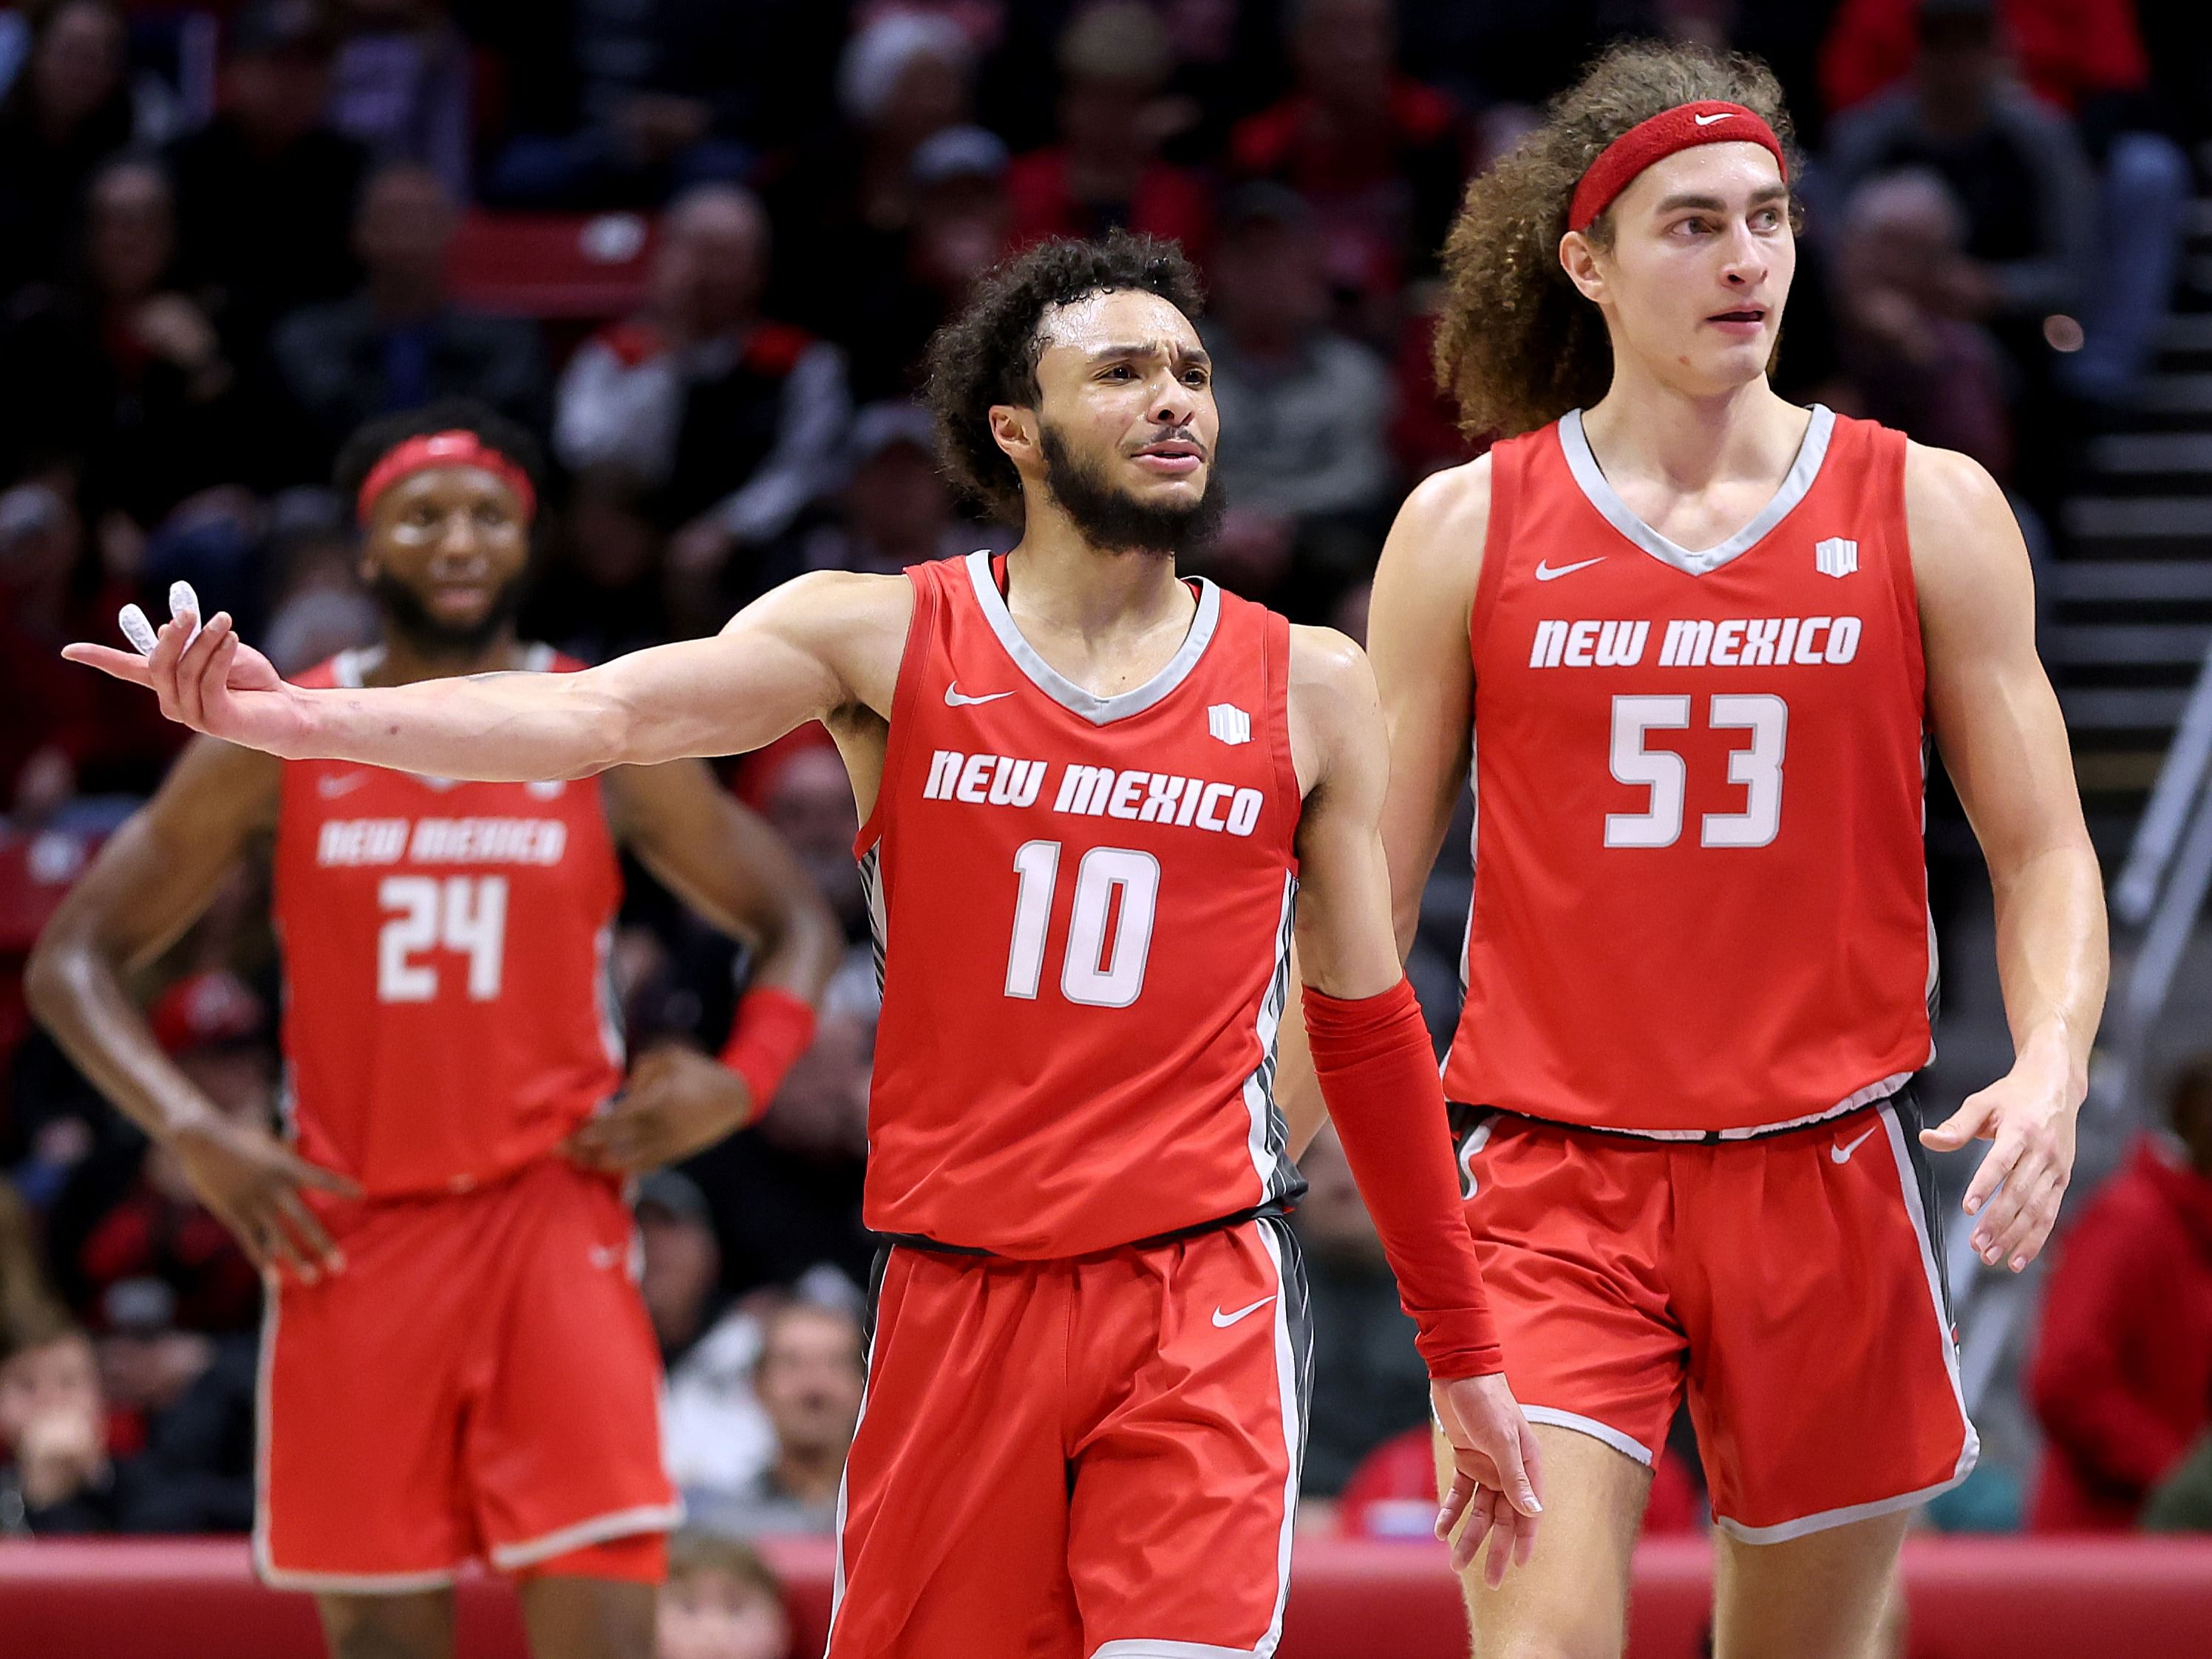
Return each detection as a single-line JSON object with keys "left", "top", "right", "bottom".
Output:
{"left": 2028, "top": 1201, "right": 2194, "bottom": 1494}
{"left": 1302, "top": 979, "right": 1501, "bottom": 1379}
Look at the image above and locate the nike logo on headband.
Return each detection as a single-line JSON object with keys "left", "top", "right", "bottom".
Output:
{"left": 1693, "top": 112, "right": 1733, "bottom": 125}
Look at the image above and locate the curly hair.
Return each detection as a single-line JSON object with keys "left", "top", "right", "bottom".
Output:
{"left": 921, "top": 229, "right": 1205, "bottom": 523}
{"left": 332, "top": 398, "right": 547, "bottom": 509}
{"left": 1434, "top": 42, "right": 1804, "bottom": 443}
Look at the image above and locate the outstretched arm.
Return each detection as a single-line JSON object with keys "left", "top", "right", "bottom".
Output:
{"left": 1910, "top": 443, "right": 2108, "bottom": 1272}
{"left": 1288, "top": 625, "right": 1540, "bottom": 1584}
{"left": 64, "top": 570, "right": 913, "bottom": 779}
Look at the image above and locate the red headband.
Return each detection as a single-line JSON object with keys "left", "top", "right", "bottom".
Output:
{"left": 356, "top": 430, "right": 537, "bottom": 525}
{"left": 1568, "top": 101, "right": 1787, "bottom": 234}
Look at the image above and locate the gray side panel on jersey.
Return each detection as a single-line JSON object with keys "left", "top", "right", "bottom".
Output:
{"left": 1240, "top": 873, "right": 1302, "bottom": 1207}
{"left": 1889, "top": 1089, "right": 1956, "bottom": 1325}
{"left": 857, "top": 845, "right": 886, "bottom": 997}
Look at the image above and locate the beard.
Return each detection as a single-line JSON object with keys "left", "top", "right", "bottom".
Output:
{"left": 1038, "top": 422, "right": 1225, "bottom": 558}
{"left": 369, "top": 568, "right": 527, "bottom": 659}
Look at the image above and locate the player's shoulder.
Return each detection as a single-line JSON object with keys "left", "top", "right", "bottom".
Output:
{"left": 744, "top": 567, "right": 918, "bottom": 636}
{"left": 1898, "top": 439, "right": 2022, "bottom": 589}
{"left": 1286, "top": 624, "right": 1378, "bottom": 726}
{"left": 1899, "top": 438, "right": 2007, "bottom": 525}
{"left": 1393, "top": 451, "right": 1495, "bottom": 544}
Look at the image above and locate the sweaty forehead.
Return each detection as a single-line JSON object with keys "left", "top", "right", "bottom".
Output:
{"left": 385, "top": 464, "right": 521, "bottom": 511}
{"left": 1034, "top": 288, "right": 1201, "bottom": 367}
{"left": 1616, "top": 141, "right": 1787, "bottom": 212}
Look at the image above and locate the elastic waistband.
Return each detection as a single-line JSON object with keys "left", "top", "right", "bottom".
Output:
{"left": 1451, "top": 1082, "right": 1916, "bottom": 1148}
{"left": 878, "top": 1199, "right": 1293, "bottom": 1264}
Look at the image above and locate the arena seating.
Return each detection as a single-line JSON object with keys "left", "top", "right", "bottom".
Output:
{"left": 6, "top": 1535, "right": 2211, "bottom": 1658}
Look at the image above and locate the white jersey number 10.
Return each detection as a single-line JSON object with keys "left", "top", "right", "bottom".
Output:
{"left": 1606, "top": 693, "right": 1789, "bottom": 849}
{"left": 1004, "top": 840, "right": 1161, "bottom": 1008}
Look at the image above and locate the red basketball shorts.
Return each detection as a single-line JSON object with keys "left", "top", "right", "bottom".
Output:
{"left": 255, "top": 1156, "right": 678, "bottom": 1590}
{"left": 1457, "top": 1092, "right": 1978, "bottom": 1542}
{"left": 827, "top": 1215, "right": 1309, "bottom": 1659}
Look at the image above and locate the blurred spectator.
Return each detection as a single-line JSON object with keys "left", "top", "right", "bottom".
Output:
{"left": 1228, "top": 0, "right": 1468, "bottom": 329}
{"left": 0, "top": 158, "right": 252, "bottom": 534}
{"left": 1830, "top": 170, "right": 2015, "bottom": 477}
{"left": 752, "top": 742, "right": 868, "bottom": 950}
{"left": 326, "top": 0, "right": 473, "bottom": 199}
{"left": 0, "top": 1299, "right": 126, "bottom": 1533}
{"left": 1006, "top": 3, "right": 1211, "bottom": 254}
{"left": 165, "top": 0, "right": 369, "bottom": 355}
{"left": 1823, "top": 1, "right": 2094, "bottom": 355}
{"left": 0, "top": 477, "right": 183, "bottom": 814}
{"left": 2027, "top": 1056, "right": 2212, "bottom": 1530}
{"left": 1824, "top": 0, "right": 2188, "bottom": 408}
{"left": 689, "top": 1301, "right": 863, "bottom": 1538}
{"left": 479, "top": 0, "right": 770, "bottom": 209}
{"left": 0, "top": 0, "right": 154, "bottom": 291}
{"left": 270, "top": 163, "right": 548, "bottom": 469}
{"left": 641, "top": 1170, "right": 775, "bottom": 1507}
{"left": 763, "top": 8, "right": 976, "bottom": 335}
{"left": 525, "top": 464, "right": 675, "bottom": 664}
{"left": 1293, "top": 1125, "right": 1429, "bottom": 1497}
{"left": 1199, "top": 183, "right": 1395, "bottom": 616}
{"left": 553, "top": 184, "right": 848, "bottom": 624}
{"left": 796, "top": 402, "right": 976, "bottom": 579}
{"left": 841, "top": 124, "right": 1013, "bottom": 404}
{"left": 659, "top": 1531, "right": 793, "bottom": 1659}
{"left": 70, "top": 972, "right": 265, "bottom": 1338}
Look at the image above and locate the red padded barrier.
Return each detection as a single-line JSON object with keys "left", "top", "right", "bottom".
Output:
{"left": 4, "top": 1535, "right": 2210, "bottom": 1657}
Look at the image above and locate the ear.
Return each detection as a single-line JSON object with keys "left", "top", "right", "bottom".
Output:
{"left": 1559, "top": 229, "right": 1607, "bottom": 305}
{"left": 987, "top": 403, "right": 1039, "bottom": 471}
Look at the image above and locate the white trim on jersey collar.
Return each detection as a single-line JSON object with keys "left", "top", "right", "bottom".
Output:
{"left": 1557, "top": 403, "right": 1836, "bottom": 578}
{"left": 962, "top": 549, "right": 1222, "bottom": 726}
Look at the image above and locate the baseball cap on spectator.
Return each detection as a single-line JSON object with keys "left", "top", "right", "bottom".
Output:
{"left": 837, "top": 10, "right": 973, "bottom": 126}
{"left": 911, "top": 125, "right": 1009, "bottom": 188}
{"left": 231, "top": 0, "right": 336, "bottom": 60}
{"left": 636, "top": 1169, "right": 714, "bottom": 1230}
{"left": 149, "top": 971, "right": 266, "bottom": 1057}
{"left": 849, "top": 401, "right": 936, "bottom": 467}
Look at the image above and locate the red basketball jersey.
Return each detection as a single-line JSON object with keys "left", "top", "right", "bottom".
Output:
{"left": 859, "top": 552, "right": 1304, "bottom": 1256}
{"left": 271, "top": 646, "right": 625, "bottom": 1196}
{"left": 1443, "top": 406, "right": 1934, "bottom": 1137}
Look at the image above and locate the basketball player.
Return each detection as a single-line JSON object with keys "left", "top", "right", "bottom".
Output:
{"left": 66, "top": 233, "right": 1544, "bottom": 1658}
{"left": 30, "top": 402, "right": 842, "bottom": 1659}
{"left": 1349, "top": 44, "right": 2107, "bottom": 1659}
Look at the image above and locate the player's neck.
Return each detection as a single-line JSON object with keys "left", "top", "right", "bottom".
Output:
{"left": 368, "top": 627, "right": 525, "bottom": 687}
{"left": 1579, "top": 369, "right": 1801, "bottom": 496}
{"left": 1004, "top": 518, "right": 1194, "bottom": 644}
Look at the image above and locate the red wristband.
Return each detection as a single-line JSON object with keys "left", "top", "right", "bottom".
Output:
{"left": 718, "top": 987, "right": 818, "bottom": 1123}
{"left": 1304, "top": 978, "right": 1502, "bottom": 1378}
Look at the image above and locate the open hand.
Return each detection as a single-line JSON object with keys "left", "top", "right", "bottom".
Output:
{"left": 1433, "top": 1371, "right": 1545, "bottom": 1587}
{"left": 61, "top": 582, "right": 308, "bottom": 756}
{"left": 1921, "top": 1055, "right": 2080, "bottom": 1273}
{"left": 563, "top": 1046, "right": 754, "bottom": 1175}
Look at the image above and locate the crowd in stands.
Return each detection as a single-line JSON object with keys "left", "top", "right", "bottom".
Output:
{"left": 3, "top": 8, "right": 2211, "bottom": 1640}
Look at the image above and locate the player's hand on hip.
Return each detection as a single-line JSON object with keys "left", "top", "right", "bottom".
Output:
{"left": 61, "top": 581, "right": 307, "bottom": 755}
{"left": 564, "top": 1045, "right": 752, "bottom": 1175}
{"left": 1921, "top": 1055, "right": 2080, "bottom": 1273}
{"left": 1432, "top": 1371, "right": 1544, "bottom": 1586}
{"left": 169, "top": 1110, "right": 361, "bottom": 1284}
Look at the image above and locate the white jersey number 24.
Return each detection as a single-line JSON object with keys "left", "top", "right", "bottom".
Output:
{"left": 376, "top": 875, "right": 509, "bottom": 1002}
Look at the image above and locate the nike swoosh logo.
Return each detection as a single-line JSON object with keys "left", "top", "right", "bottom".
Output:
{"left": 1831, "top": 1127, "right": 1879, "bottom": 1165}
{"left": 1693, "top": 112, "right": 1734, "bottom": 126}
{"left": 1534, "top": 557, "right": 1605, "bottom": 582}
{"left": 317, "top": 772, "right": 370, "bottom": 799}
{"left": 1212, "top": 1295, "right": 1277, "bottom": 1329}
{"left": 944, "top": 684, "right": 1014, "bottom": 707}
